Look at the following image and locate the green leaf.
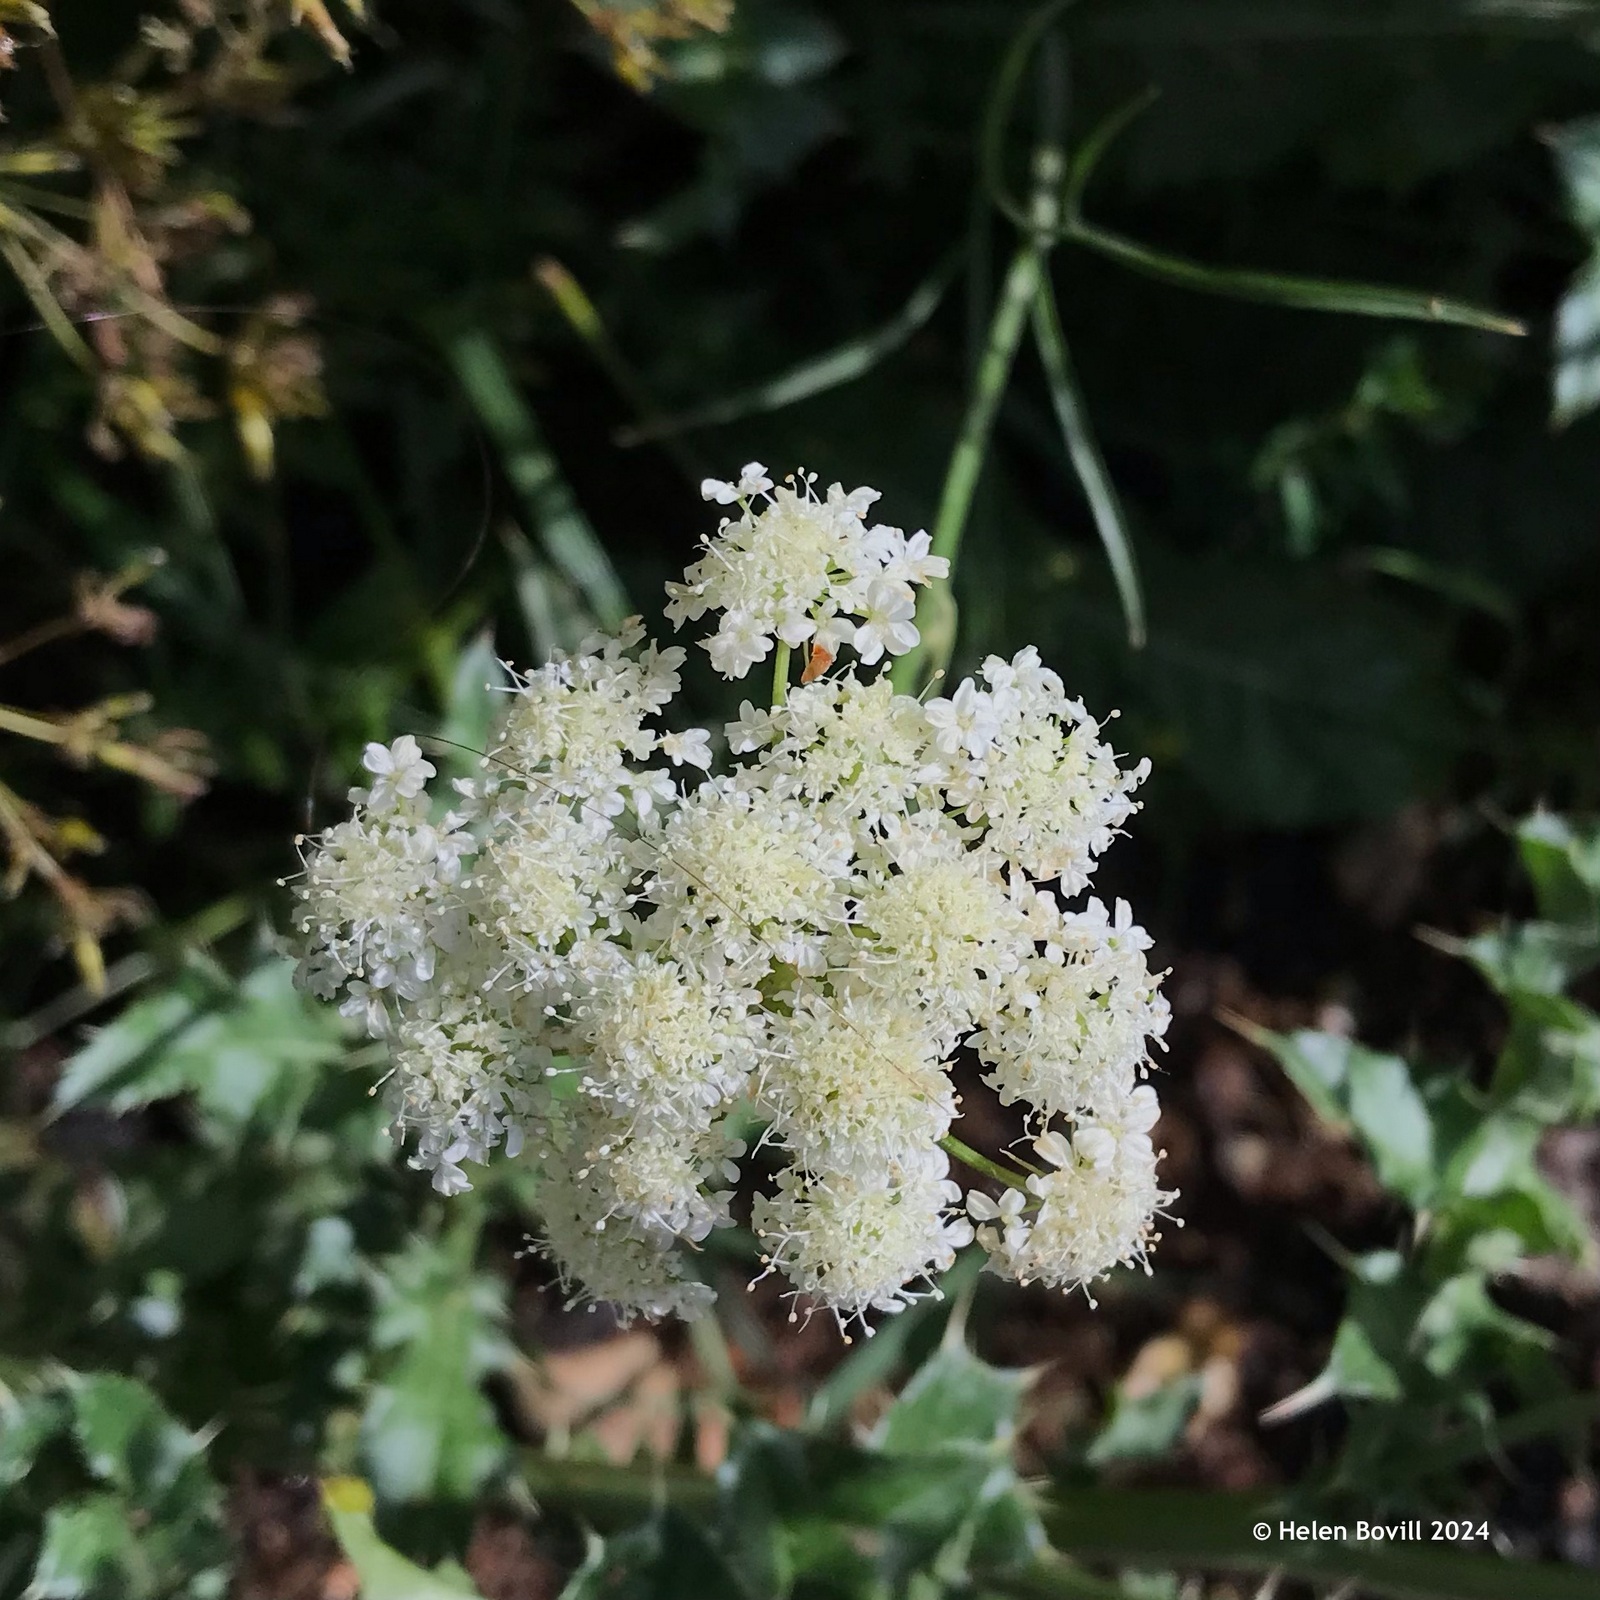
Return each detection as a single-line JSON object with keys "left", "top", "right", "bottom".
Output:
{"left": 67, "top": 1373, "right": 204, "bottom": 1504}
{"left": 0, "top": 1385, "right": 71, "bottom": 1488}
{"left": 321, "top": 1479, "right": 484, "bottom": 1600}
{"left": 1413, "top": 1272, "right": 1552, "bottom": 1382}
{"left": 360, "top": 1221, "right": 511, "bottom": 1503}
{"left": 54, "top": 959, "right": 347, "bottom": 1147}
{"left": 1516, "top": 812, "right": 1600, "bottom": 926}
{"left": 1550, "top": 118, "right": 1600, "bottom": 423}
{"left": 1450, "top": 921, "right": 1600, "bottom": 999}
{"left": 806, "top": 1249, "right": 983, "bottom": 1433}
{"left": 1550, "top": 115, "right": 1600, "bottom": 236}
{"left": 1251, "top": 1026, "right": 1351, "bottom": 1126}
{"left": 1343, "top": 1045, "right": 1435, "bottom": 1207}
{"left": 28, "top": 1493, "right": 144, "bottom": 1600}
{"left": 1322, "top": 1314, "right": 1404, "bottom": 1403}
{"left": 1253, "top": 1029, "right": 1434, "bottom": 1206}
{"left": 12, "top": 1375, "right": 227, "bottom": 1600}
{"left": 1085, "top": 1375, "right": 1201, "bottom": 1467}
{"left": 874, "top": 1342, "right": 1029, "bottom": 1456}
{"left": 555, "top": 1512, "right": 751, "bottom": 1600}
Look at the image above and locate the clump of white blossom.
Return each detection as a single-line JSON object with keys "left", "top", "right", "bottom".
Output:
{"left": 293, "top": 466, "right": 1175, "bottom": 1335}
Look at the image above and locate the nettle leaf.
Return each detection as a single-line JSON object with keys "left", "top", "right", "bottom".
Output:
{"left": 1413, "top": 1272, "right": 1553, "bottom": 1382}
{"left": 1322, "top": 1313, "right": 1404, "bottom": 1403}
{"left": 874, "top": 1341, "right": 1030, "bottom": 1456}
{"left": 1516, "top": 812, "right": 1600, "bottom": 926}
{"left": 360, "top": 1222, "right": 511, "bottom": 1503}
{"left": 55, "top": 958, "right": 348, "bottom": 1147}
{"left": 1086, "top": 1375, "right": 1202, "bottom": 1467}
{"left": 1454, "top": 921, "right": 1600, "bottom": 1000}
{"left": 29, "top": 1492, "right": 144, "bottom": 1600}
{"left": 67, "top": 1372, "right": 205, "bottom": 1505}
{"left": 0, "top": 1384, "right": 71, "bottom": 1487}
{"left": 1256, "top": 1030, "right": 1434, "bottom": 1207}
{"left": 1551, "top": 118, "right": 1600, "bottom": 424}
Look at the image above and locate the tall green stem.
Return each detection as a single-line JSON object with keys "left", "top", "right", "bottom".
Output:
{"left": 894, "top": 145, "right": 1063, "bottom": 693}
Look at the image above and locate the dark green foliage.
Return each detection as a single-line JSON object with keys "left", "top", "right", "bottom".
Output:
{"left": 1247, "top": 813, "right": 1600, "bottom": 1504}
{"left": 0, "top": 1372, "right": 228, "bottom": 1599}
{"left": 3, "top": 3, "right": 1600, "bottom": 1597}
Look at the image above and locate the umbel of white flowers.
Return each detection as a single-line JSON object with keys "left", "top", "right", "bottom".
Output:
{"left": 292, "top": 465, "right": 1176, "bottom": 1334}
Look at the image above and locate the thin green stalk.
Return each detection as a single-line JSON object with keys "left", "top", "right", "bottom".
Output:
{"left": 931, "top": 239, "right": 1042, "bottom": 575}
{"left": 770, "top": 641, "right": 791, "bottom": 706}
{"left": 892, "top": 156, "right": 1058, "bottom": 693}
{"left": 890, "top": 243, "right": 1034, "bottom": 692}
{"left": 940, "top": 1132, "right": 1033, "bottom": 1192}
{"left": 980, "top": 0, "right": 1082, "bottom": 229}
{"left": 1030, "top": 276, "right": 1146, "bottom": 648}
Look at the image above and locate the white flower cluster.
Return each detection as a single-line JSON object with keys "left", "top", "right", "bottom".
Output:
{"left": 293, "top": 468, "right": 1174, "bottom": 1334}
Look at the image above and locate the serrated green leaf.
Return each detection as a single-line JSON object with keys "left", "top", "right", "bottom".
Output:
{"left": 1256, "top": 1029, "right": 1433, "bottom": 1205}
{"left": 67, "top": 1373, "right": 203, "bottom": 1503}
{"left": 1255, "top": 1027, "right": 1351, "bottom": 1126}
{"left": 1516, "top": 812, "right": 1600, "bottom": 925}
{"left": 1085, "top": 1375, "right": 1201, "bottom": 1467}
{"left": 1414, "top": 1272, "right": 1552, "bottom": 1381}
{"left": 1322, "top": 1316, "right": 1404, "bottom": 1402}
{"left": 556, "top": 1512, "right": 750, "bottom": 1600}
{"left": 54, "top": 959, "right": 347, "bottom": 1147}
{"left": 807, "top": 1249, "right": 983, "bottom": 1434}
{"left": 28, "top": 1493, "right": 144, "bottom": 1600}
{"left": 875, "top": 1342, "right": 1029, "bottom": 1456}
{"left": 0, "top": 1385, "right": 71, "bottom": 1488}
{"left": 360, "top": 1222, "right": 511, "bottom": 1503}
{"left": 1344, "top": 1046, "right": 1435, "bottom": 1207}
{"left": 1455, "top": 920, "right": 1600, "bottom": 999}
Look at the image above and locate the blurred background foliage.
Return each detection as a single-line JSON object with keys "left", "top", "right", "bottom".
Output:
{"left": 4, "top": 0, "right": 1600, "bottom": 1596}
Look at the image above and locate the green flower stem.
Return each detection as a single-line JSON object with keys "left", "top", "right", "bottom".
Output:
{"left": 770, "top": 640, "right": 791, "bottom": 706}
{"left": 939, "top": 1132, "right": 1033, "bottom": 1192}
{"left": 894, "top": 144, "right": 1062, "bottom": 693}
